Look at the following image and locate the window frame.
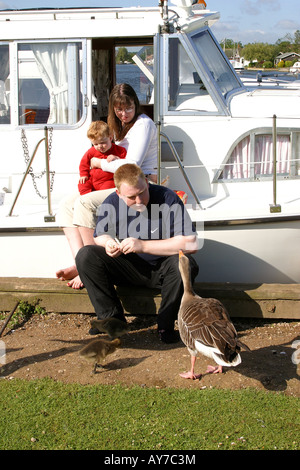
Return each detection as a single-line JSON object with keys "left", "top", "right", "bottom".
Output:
{"left": 3, "top": 38, "right": 87, "bottom": 129}
{"left": 0, "top": 42, "right": 10, "bottom": 126}
{"left": 162, "top": 28, "right": 245, "bottom": 117}
{"left": 214, "top": 127, "right": 300, "bottom": 182}
{"left": 187, "top": 28, "right": 244, "bottom": 103}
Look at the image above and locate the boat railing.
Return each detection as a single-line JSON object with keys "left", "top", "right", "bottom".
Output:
{"left": 8, "top": 127, "right": 55, "bottom": 222}
{"left": 270, "top": 114, "right": 281, "bottom": 213}
{"left": 159, "top": 131, "right": 203, "bottom": 209}
{"left": 160, "top": 115, "right": 300, "bottom": 213}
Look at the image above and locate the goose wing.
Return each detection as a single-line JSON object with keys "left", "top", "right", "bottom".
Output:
{"left": 178, "top": 297, "right": 239, "bottom": 357}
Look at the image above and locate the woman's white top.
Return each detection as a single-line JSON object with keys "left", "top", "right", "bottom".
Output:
{"left": 100, "top": 114, "right": 158, "bottom": 175}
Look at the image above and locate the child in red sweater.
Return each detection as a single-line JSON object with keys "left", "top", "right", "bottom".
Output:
{"left": 78, "top": 121, "right": 127, "bottom": 195}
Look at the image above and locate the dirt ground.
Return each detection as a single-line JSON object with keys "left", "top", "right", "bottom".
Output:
{"left": 1, "top": 312, "right": 299, "bottom": 396}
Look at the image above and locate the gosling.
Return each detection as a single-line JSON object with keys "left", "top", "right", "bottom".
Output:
{"left": 79, "top": 338, "right": 121, "bottom": 374}
{"left": 90, "top": 318, "right": 130, "bottom": 339}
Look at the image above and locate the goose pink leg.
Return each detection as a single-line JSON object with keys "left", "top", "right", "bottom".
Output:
{"left": 205, "top": 365, "right": 223, "bottom": 374}
{"left": 180, "top": 356, "right": 202, "bottom": 380}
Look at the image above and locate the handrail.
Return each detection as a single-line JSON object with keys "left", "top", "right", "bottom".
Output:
{"left": 270, "top": 114, "right": 281, "bottom": 213}
{"left": 160, "top": 131, "right": 203, "bottom": 209}
{"left": 44, "top": 127, "right": 55, "bottom": 222}
{"left": 8, "top": 127, "right": 55, "bottom": 221}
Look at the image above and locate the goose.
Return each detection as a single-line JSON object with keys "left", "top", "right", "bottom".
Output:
{"left": 79, "top": 338, "right": 121, "bottom": 373}
{"left": 90, "top": 318, "right": 130, "bottom": 339}
{"left": 178, "top": 250, "right": 250, "bottom": 380}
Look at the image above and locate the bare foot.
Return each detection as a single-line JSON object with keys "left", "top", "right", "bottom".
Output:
{"left": 67, "top": 275, "right": 84, "bottom": 289}
{"left": 56, "top": 265, "right": 78, "bottom": 281}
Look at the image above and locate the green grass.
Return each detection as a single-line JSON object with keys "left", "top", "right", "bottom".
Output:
{"left": 0, "top": 378, "right": 299, "bottom": 450}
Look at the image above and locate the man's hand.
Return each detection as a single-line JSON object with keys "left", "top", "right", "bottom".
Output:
{"left": 119, "top": 237, "right": 142, "bottom": 255}
{"left": 105, "top": 238, "right": 122, "bottom": 257}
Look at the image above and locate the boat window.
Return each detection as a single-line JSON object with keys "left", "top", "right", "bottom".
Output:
{"left": 190, "top": 30, "right": 243, "bottom": 99}
{"left": 217, "top": 132, "right": 295, "bottom": 181}
{"left": 17, "top": 41, "right": 84, "bottom": 126}
{"left": 115, "top": 45, "right": 154, "bottom": 105}
{"left": 294, "top": 133, "right": 300, "bottom": 176}
{"left": 168, "top": 37, "right": 218, "bottom": 113}
{"left": 0, "top": 44, "right": 10, "bottom": 125}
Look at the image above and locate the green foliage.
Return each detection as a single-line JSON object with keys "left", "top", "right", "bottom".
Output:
{"left": 224, "top": 30, "right": 300, "bottom": 67}
{"left": 263, "top": 61, "right": 273, "bottom": 69}
{"left": 221, "top": 39, "right": 242, "bottom": 50}
{"left": 115, "top": 47, "right": 134, "bottom": 64}
{"left": 0, "top": 300, "right": 46, "bottom": 331}
{"left": 0, "top": 378, "right": 299, "bottom": 450}
{"left": 241, "top": 42, "right": 276, "bottom": 63}
{"left": 285, "top": 61, "right": 293, "bottom": 68}
{"left": 295, "top": 30, "right": 300, "bottom": 46}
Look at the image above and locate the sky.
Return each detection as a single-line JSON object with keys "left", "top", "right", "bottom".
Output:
{"left": 0, "top": 0, "right": 299, "bottom": 45}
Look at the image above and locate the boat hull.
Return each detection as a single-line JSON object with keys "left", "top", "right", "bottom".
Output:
{"left": 197, "top": 217, "right": 300, "bottom": 283}
{"left": 1, "top": 217, "right": 299, "bottom": 284}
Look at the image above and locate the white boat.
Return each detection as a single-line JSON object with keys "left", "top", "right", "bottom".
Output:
{"left": 290, "top": 61, "right": 300, "bottom": 73}
{"left": 229, "top": 58, "right": 244, "bottom": 70}
{"left": 0, "top": 0, "right": 299, "bottom": 290}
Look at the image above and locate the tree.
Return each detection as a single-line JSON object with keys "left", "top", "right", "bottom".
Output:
{"left": 241, "top": 43, "right": 276, "bottom": 64}
{"left": 275, "top": 38, "right": 293, "bottom": 54}
{"left": 294, "top": 30, "right": 300, "bottom": 44}
{"left": 293, "top": 30, "right": 300, "bottom": 53}
{"left": 219, "top": 39, "right": 243, "bottom": 57}
{"left": 220, "top": 34, "right": 300, "bottom": 67}
{"left": 116, "top": 47, "right": 131, "bottom": 64}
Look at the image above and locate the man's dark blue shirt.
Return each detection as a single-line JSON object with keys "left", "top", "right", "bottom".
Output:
{"left": 94, "top": 184, "right": 196, "bottom": 265}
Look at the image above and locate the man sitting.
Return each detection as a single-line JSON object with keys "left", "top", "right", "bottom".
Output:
{"left": 75, "top": 163, "right": 199, "bottom": 343}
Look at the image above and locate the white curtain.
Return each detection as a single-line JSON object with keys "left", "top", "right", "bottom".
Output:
{"left": 222, "top": 135, "right": 250, "bottom": 179}
{"left": 32, "top": 43, "right": 69, "bottom": 124}
{"left": 0, "top": 46, "right": 9, "bottom": 117}
{"left": 254, "top": 135, "right": 290, "bottom": 176}
{"left": 221, "top": 134, "right": 290, "bottom": 179}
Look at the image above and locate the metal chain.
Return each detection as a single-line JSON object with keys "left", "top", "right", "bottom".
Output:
{"left": 21, "top": 128, "right": 55, "bottom": 199}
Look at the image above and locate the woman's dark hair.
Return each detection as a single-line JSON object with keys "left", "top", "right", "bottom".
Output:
{"left": 108, "top": 83, "right": 141, "bottom": 141}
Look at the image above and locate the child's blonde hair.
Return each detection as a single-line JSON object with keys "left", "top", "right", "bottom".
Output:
{"left": 87, "top": 121, "right": 111, "bottom": 140}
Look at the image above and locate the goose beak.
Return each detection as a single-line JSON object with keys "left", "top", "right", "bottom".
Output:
{"left": 179, "top": 250, "right": 184, "bottom": 258}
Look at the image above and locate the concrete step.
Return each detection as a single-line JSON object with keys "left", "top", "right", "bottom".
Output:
{"left": 1, "top": 277, "right": 300, "bottom": 319}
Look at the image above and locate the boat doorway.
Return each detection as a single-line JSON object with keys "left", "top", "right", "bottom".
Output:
{"left": 91, "top": 37, "right": 154, "bottom": 123}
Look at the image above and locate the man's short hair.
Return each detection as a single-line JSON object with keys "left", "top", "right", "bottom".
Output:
{"left": 114, "top": 164, "right": 146, "bottom": 190}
